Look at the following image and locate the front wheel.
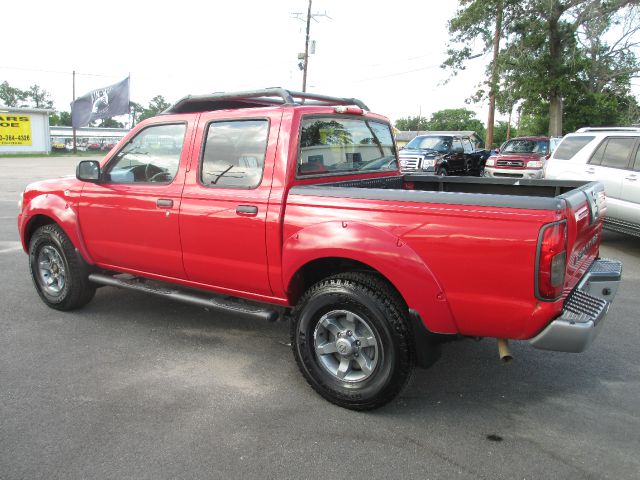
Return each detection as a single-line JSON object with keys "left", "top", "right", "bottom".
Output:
{"left": 291, "top": 272, "right": 414, "bottom": 410}
{"left": 29, "top": 224, "right": 96, "bottom": 310}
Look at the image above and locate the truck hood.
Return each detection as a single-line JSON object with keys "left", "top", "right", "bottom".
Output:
{"left": 399, "top": 148, "right": 439, "bottom": 158}
{"left": 495, "top": 153, "right": 543, "bottom": 161}
{"left": 24, "top": 175, "right": 83, "bottom": 197}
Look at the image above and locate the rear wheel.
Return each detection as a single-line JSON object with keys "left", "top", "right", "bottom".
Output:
{"left": 291, "top": 272, "right": 415, "bottom": 410}
{"left": 29, "top": 224, "right": 95, "bottom": 310}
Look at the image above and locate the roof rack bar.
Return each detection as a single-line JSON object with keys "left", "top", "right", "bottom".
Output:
{"left": 163, "top": 87, "right": 369, "bottom": 114}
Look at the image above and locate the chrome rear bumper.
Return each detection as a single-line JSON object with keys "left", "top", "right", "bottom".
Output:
{"left": 529, "top": 258, "right": 622, "bottom": 352}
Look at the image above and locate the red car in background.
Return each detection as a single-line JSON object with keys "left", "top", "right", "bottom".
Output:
{"left": 484, "top": 136, "right": 561, "bottom": 179}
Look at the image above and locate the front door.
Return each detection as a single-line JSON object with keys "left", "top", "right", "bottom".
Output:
{"left": 78, "top": 121, "right": 193, "bottom": 279}
{"left": 179, "top": 111, "right": 281, "bottom": 297}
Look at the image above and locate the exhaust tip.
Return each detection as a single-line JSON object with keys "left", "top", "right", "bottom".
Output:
{"left": 497, "top": 338, "right": 513, "bottom": 364}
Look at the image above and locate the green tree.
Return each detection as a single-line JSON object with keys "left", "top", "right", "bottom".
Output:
{"left": 445, "top": 0, "right": 639, "bottom": 135}
{"left": 99, "top": 118, "right": 125, "bottom": 128}
{"left": 492, "top": 120, "right": 516, "bottom": 147}
{"left": 130, "top": 101, "right": 145, "bottom": 126}
{"left": 394, "top": 116, "right": 430, "bottom": 131}
{"left": 427, "top": 108, "right": 485, "bottom": 136}
{"left": 25, "top": 84, "right": 54, "bottom": 109}
{"left": 49, "top": 111, "right": 72, "bottom": 126}
{"left": 0, "top": 81, "right": 26, "bottom": 107}
{"left": 139, "top": 95, "right": 171, "bottom": 122}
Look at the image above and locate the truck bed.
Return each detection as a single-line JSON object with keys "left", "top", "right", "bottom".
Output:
{"left": 290, "top": 175, "right": 596, "bottom": 211}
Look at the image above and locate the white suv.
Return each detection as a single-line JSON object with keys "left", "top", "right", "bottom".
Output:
{"left": 545, "top": 127, "right": 640, "bottom": 237}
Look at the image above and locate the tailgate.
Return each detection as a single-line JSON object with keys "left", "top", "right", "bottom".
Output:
{"left": 561, "top": 181, "right": 607, "bottom": 295}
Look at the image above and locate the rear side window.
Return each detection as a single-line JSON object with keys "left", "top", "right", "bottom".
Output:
{"left": 200, "top": 120, "right": 268, "bottom": 189}
{"left": 589, "top": 137, "right": 636, "bottom": 169}
{"left": 553, "top": 136, "right": 595, "bottom": 160}
{"left": 634, "top": 146, "right": 640, "bottom": 171}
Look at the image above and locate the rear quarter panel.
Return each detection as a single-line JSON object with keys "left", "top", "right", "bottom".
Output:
{"left": 282, "top": 193, "right": 569, "bottom": 338}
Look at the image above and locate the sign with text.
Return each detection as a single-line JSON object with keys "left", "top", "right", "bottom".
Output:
{"left": 0, "top": 114, "right": 32, "bottom": 145}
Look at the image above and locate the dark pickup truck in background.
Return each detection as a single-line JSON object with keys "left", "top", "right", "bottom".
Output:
{"left": 18, "top": 89, "right": 621, "bottom": 410}
{"left": 398, "top": 131, "right": 491, "bottom": 176}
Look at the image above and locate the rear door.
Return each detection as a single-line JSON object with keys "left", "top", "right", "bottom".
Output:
{"left": 620, "top": 141, "right": 640, "bottom": 225}
{"left": 179, "top": 111, "right": 282, "bottom": 297}
{"left": 448, "top": 137, "right": 466, "bottom": 173}
{"left": 586, "top": 136, "right": 637, "bottom": 219}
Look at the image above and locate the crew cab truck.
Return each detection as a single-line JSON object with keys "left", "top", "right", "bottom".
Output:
{"left": 398, "top": 131, "right": 489, "bottom": 176}
{"left": 18, "top": 89, "right": 622, "bottom": 410}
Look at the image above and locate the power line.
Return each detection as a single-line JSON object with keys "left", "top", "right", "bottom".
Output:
{"left": 0, "top": 65, "right": 122, "bottom": 78}
{"left": 353, "top": 63, "right": 441, "bottom": 83}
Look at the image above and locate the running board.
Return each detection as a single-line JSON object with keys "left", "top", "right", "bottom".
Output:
{"left": 88, "top": 273, "right": 279, "bottom": 322}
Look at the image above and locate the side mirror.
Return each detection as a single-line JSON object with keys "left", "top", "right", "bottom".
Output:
{"left": 453, "top": 147, "right": 464, "bottom": 154}
{"left": 495, "top": 148, "right": 500, "bottom": 154}
{"left": 76, "top": 160, "right": 101, "bottom": 182}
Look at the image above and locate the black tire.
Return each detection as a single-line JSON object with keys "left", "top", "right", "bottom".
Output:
{"left": 29, "top": 224, "right": 96, "bottom": 311}
{"left": 436, "top": 166, "right": 447, "bottom": 176}
{"left": 291, "top": 272, "right": 415, "bottom": 410}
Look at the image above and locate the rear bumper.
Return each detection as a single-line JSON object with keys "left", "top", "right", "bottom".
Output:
{"left": 529, "top": 258, "right": 622, "bottom": 352}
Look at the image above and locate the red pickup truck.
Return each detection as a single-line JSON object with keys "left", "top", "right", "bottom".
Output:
{"left": 18, "top": 89, "right": 621, "bottom": 410}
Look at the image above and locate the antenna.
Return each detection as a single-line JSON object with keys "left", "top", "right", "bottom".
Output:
{"left": 290, "top": 1, "right": 331, "bottom": 92}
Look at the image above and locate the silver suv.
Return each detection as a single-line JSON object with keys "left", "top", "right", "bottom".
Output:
{"left": 545, "top": 127, "right": 640, "bottom": 237}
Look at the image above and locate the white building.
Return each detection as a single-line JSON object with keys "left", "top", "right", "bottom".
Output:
{"left": 50, "top": 126, "right": 129, "bottom": 152}
{"left": 0, "top": 106, "right": 53, "bottom": 154}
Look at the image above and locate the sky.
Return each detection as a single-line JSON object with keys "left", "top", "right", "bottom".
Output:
{"left": 1, "top": 0, "right": 637, "bottom": 126}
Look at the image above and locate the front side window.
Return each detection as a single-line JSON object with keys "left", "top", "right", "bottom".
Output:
{"left": 200, "top": 120, "right": 268, "bottom": 189}
{"left": 106, "top": 124, "right": 186, "bottom": 184}
{"left": 462, "top": 138, "right": 473, "bottom": 153}
{"left": 452, "top": 138, "right": 463, "bottom": 152}
{"left": 298, "top": 117, "right": 396, "bottom": 176}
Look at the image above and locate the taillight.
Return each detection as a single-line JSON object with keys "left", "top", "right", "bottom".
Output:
{"left": 536, "top": 221, "right": 567, "bottom": 300}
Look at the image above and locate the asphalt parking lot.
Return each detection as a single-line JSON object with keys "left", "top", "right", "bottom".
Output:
{"left": 1, "top": 157, "right": 639, "bottom": 480}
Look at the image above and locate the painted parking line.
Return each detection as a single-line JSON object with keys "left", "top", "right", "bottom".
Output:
{"left": 0, "top": 241, "right": 23, "bottom": 254}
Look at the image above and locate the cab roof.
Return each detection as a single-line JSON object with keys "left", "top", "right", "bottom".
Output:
{"left": 163, "top": 87, "right": 369, "bottom": 114}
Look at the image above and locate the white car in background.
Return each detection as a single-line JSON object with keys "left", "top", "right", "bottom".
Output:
{"left": 545, "top": 127, "right": 640, "bottom": 237}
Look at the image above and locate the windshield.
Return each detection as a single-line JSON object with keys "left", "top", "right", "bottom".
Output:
{"left": 405, "top": 135, "right": 452, "bottom": 153}
{"left": 298, "top": 117, "right": 397, "bottom": 176}
{"left": 502, "top": 139, "right": 549, "bottom": 155}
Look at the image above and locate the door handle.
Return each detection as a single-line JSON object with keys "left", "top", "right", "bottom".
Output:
{"left": 236, "top": 205, "right": 258, "bottom": 216}
{"left": 156, "top": 199, "right": 174, "bottom": 208}
{"left": 626, "top": 176, "right": 637, "bottom": 181}
{"left": 585, "top": 168, "right": 596, "bottom": 174}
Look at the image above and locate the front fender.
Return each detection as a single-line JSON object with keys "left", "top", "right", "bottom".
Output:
{"left": 282, "top": 221, "right": 457, "bottom": 334}
{"left": 19, "top": 193, "right": 94, "bottom": 264}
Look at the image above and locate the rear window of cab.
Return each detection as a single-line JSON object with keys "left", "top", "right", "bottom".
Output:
{"left": 297, "top": 117, "right": 397, "bottom": 176}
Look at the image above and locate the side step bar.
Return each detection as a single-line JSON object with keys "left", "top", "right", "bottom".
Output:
{"left": 88, "top": 273, "right": 279, "bottom": 322}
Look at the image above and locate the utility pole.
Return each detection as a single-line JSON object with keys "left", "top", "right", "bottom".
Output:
{"left": 302, "top": 0, "right": 312, "bottom": 92}
{"left": 72, "top": 70, "right": 77, "bottom": 154}
{"left": 292, "top": 1, "right": 330, "bottom": 92}
{"left": 485, "top": 4, "right": 503, "bottom": 149}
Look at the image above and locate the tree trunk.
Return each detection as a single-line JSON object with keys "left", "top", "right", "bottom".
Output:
{"left": 547, "top": 2, "right": 563, "bottom": 136}
{"left": 485, "top": 4, "right": 503, "bottom": 149}
{"left": 549, "top": 96, "right": 563, "bottom": 136}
